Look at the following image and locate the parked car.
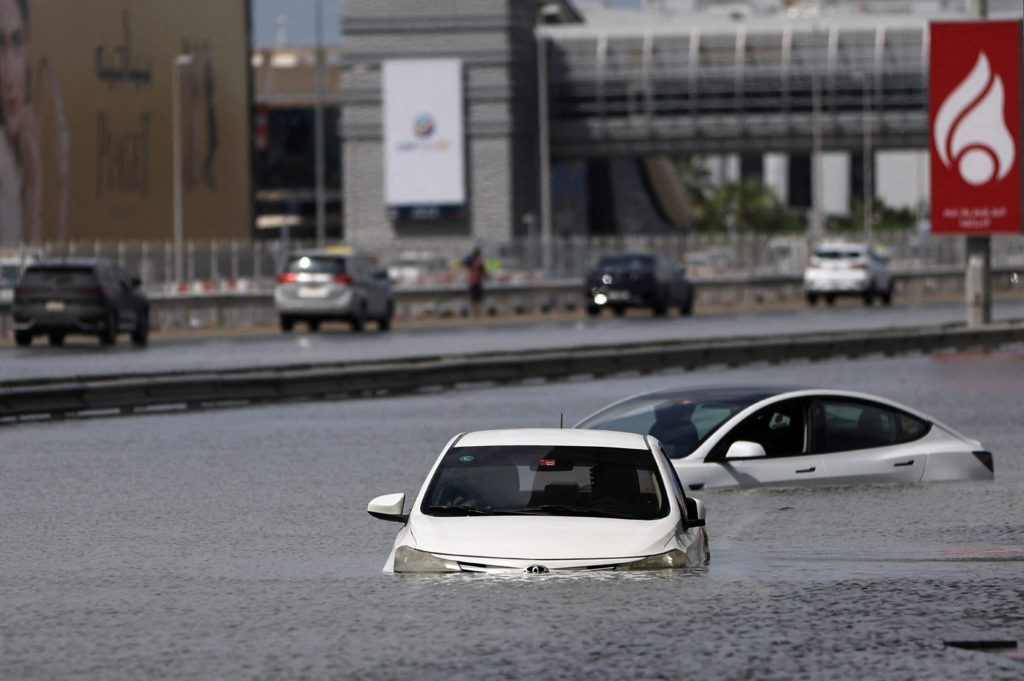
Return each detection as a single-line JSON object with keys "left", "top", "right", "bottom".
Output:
{"left": 11, "top": 258, "right": 149, "bottom": 347}
{"left": 274, "top": 247, "right": 394, "bottom": 332}
{"left": 576, "top": 386, "right": 993, "bottom": 490}
{"left": 804, "top": 241, "right": 893, "bottom": 306}
{"left": 367, "top": 428, "right": 709, "bottom": 574}
{"left": 584, "top": 253, "right": 693, "bottom": 317}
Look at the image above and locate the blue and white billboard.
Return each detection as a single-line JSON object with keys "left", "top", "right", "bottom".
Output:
{"left": 382, "top": 59, "right": 465, "bottom": 221}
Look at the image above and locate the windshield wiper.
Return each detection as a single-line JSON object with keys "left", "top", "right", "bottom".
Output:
{"left": 427, "top": 504, "right": 491, "bottom": 516}
{"left": 517, "top": 505, "right": 633, "bottom": 519}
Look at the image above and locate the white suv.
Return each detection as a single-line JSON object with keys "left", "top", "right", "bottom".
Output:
{"left": 274, "top": 248, "right": 394, "bottom": 332}
{"left": 803, "top": 241, "right": 893, "bottom": 306}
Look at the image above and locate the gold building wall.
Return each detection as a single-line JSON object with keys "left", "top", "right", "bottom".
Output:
{"left": 4, "top": 0, "right": 251, "bottom": 245}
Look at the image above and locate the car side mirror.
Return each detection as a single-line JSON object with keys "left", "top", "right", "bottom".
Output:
{"left": 367, "top": 492, "right": 408, "bottom": 523}
{"left": 683, "top": 497, "right": 706, "bottom": 528}
{"left": 725, "top": 440, "right": 767, "bottom": 460}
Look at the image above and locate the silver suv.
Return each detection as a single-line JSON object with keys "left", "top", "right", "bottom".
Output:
{"left": 12, "top": 258, "right": 150, "bottom": 346}
{"left": 803, "top": 241, "right": 893, "bottom": 306}
{"left": 274, "top": 249, "right": 394, "bottom": 332}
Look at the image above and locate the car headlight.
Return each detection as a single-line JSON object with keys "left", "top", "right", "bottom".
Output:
{"left": 393, "top": 546, "right": 461, "bottom": 573}
{"left": 619, "top": 549, "right": 689, "bottom": 570}
{"left": 593, "top": 292, "right": 608, "bottom": 305}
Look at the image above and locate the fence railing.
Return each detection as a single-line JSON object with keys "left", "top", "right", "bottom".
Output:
{"left": 5, "top": 232, "right": 1024, "bottom": 294}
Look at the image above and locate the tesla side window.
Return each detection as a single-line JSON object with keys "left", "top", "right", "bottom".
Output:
{"left": 711, "top": 399, "right": 808, "bottom": 459}
{"left": 817, "top": 399, "right": 930, "bottom": 452}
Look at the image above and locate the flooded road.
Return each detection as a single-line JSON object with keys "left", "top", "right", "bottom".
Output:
{"left": 2, "top": 351, "right": 1023, "bottom": 680}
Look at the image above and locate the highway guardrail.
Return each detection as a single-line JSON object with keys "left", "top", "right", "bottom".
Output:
{"left": 1, "top": 321, "right": 1021, "bottom": 422}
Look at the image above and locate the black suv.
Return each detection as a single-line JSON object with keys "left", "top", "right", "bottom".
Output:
{"left": 12, "top": 258, "right": 150, "bottom": 347}
{"left": 585, "top": 253, "right": 694, "bottom": 317}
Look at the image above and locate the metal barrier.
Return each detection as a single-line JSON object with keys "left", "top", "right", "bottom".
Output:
{"left": 1, "top": 321, "right": 1021, "bottom": 422}
{"left": 1, "top": 266, "right": 1021, "bottom": 336}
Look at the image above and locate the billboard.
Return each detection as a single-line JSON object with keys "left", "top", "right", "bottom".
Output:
{"left": 0, "top": 0, "right": 250, "bottom": 247}
{"left": 382, "top": 59, "right": 465, "bottom": 221}
{"left": 930, "top": 21, "right": 1022, "bottom": 235}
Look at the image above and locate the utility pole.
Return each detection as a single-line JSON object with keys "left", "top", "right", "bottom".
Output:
{"left": 965, "top": 0, "right": 991, "bottom": 327}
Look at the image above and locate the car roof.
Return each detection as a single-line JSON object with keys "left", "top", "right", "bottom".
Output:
{"left": 289, "top": 247, "right": 358, "bottom": 258}
{"left": 455, "top": 428, "right": 651, "bottom": 450}
{"left": 579, "top": 385, "right": 940, "bottom": 424}
{"left": 813, "top": 241, "right": 868, "bottom": 250}
{"left": 27, "top": 257, "right": 112, "bottom": 269}
{"left": 611, "top": 385, "right": 806, "bottom": 405}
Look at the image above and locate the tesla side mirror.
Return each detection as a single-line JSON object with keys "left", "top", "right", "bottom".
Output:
{"left": 683, "top": 497, "right": 706, "bottom": 528}
{"left": 725, "top": 440, "right": 767, "bottom": 460}
{"left": 368, "top": 493, "right": 408, "bottom": 523}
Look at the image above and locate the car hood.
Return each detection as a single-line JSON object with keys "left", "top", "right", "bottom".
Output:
{"left": 409, "top": 515, "right": 676, "bottom": 562}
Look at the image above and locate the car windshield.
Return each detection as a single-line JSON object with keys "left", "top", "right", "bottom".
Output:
{"left": 421, "top": 445, "right": 669, "bottom": 520}
{"left": 577, "top": 392, "right": 769, "bottom": 459}
{"left": 596, "top": 255, "right": 653, "bottom": 272}
{"left": 284, "top": 256, "right": 346, "bottom": 275}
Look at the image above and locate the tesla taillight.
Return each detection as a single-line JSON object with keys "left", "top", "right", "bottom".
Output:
{"left": 972, "top": 451, "right": 994, "bottom": 472}
{"left": 333, "top": 274, "right": 353, "bottom": 285}
{"left": 277, "top": 272, "right": 297, "bottom": 284}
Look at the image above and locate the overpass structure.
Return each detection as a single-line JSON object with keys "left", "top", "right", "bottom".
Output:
{"left": 542, "top": 18, "right": 929, "bottom": 158}
{"left": 335, "top": 1, "right": 997, "bottom": 254}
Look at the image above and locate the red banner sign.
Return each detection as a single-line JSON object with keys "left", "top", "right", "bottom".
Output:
{"left": 930, "top": 21, "right": 1022, "bottom": 235}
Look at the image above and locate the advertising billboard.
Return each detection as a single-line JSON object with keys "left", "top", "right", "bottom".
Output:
{"left": 930, "top": 21, "right": 1022, "bottom": 235}
{"left": 381, "top": 59, "right": 465, "bottom": 221}
{"left": 0, "top": 0, "right": 250, "bottom": 247}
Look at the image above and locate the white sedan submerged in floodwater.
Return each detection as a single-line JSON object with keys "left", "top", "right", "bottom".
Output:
{"left": 367, "top": 428, "right": 709, "bottom": 574}
{"left": 575, "top": 386, "right": 994, "bottom": 491}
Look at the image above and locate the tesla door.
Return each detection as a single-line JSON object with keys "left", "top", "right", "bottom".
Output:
{"left": 703, "top": 398, "right": 826, "bottom": 487}
{"left": 812, "top": 398, "right": 927, "bottom": 484}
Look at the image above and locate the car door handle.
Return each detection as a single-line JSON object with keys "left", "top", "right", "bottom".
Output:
{"left": 795, "top": 466, "right": 816, "bottom": 474}
{"left": 893, "top": 460, "right": 915, "bottom": 467}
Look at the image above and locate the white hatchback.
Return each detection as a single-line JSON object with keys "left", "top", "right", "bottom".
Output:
{"left": 576, "top": 386, "right": 994, "bottom": 491}
{"left": 367, "top": 428, "right": 709, "bottom": 574}
{"left": 803, "top": 241, "right": 893, "bottom": 306}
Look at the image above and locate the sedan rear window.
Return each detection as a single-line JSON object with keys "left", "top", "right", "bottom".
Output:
{"left": 20, "top": 267, "right": 98, "bottom": 287}
{"left": 597, "top": 255, "right": 654, "bottom": 271}
{"left": 284, "top": 256, "right": 346, "bottom": 275}
{"left": 421, "top": 445, "right": 668, "bottom": 520}
{"left": 813, "top": 249, "right": 866, "bottom": 260}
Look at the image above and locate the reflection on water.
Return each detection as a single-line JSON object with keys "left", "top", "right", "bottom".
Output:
{"left": 1, "top": 353, "right": 1022, "bottom": 680}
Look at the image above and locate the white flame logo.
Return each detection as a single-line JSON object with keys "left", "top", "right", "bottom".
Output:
{"left": 934, "top": 52, "right": 1016, "bottom": 186}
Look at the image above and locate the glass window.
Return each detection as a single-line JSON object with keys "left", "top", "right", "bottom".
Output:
{"left": 21, "top": 267, "right": 99, "bottom": 288}
{"left": 816, "top": 399, "right": 930, "bottom": 452}
{"left": 710, "top": 399, "right": 808, "bottom": 459}
{"left": 578, "top": 393, "right": 761, "bottom": 459}
{"left": 283, "top": 256, "right": 346, "bottom": 276}
{"left": 421, "top": 445, "right": 668, "bottom": 520}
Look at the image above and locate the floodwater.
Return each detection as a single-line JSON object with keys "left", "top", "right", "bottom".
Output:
{"left": 2, "top": 351, "right": 1023, "bottom": 680}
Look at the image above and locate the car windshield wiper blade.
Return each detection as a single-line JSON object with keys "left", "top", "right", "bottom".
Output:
{"left": 427, "top": 504, "right": 491, "bottom": 516}
{"left": 516, "top": 505, "right": 632, "bottom": 519}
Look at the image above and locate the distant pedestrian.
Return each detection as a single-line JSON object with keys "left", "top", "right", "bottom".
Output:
{"left": 465, "top": 248, "right": 486, "bottom": 316}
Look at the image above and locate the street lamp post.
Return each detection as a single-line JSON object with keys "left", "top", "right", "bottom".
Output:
{"left": 172, "top": 54, "right": 194, "bottom": 285}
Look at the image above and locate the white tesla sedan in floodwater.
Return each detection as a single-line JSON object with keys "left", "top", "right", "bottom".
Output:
{"left": 575, "top": 386, "right": 994, "bottom": 491}
{"left": 367, "top": 428, "right": 709, "bottom": 574}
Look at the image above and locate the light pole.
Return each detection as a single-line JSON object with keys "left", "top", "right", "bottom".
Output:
{"left": 172, "top": 54, "right": 194, "bottom": 285}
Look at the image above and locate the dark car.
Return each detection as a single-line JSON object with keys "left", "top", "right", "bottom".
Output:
{"left": 585, "top": 253, "right": 693, "bottom": 317}
{"left": 12, "top": 258, "right": 150, "bottom": 347}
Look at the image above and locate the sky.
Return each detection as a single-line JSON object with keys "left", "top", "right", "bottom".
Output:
{"left": 251, "top": 0, "right": 342, "bottom": 47}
